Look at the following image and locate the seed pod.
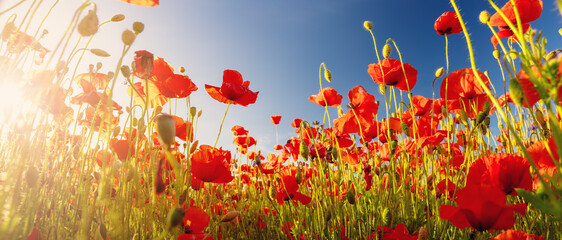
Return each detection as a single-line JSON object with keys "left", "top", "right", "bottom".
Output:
{"left": 479, "top": 10, "right": 490, "bottom": 24}
{"left": 435, "top": 67, "right": 444, "bottom": 78}
{"left": 122, "top": 30, "right": 136, "bottom": 45}
{"left": 382, "top": 44, "right": 392, "bottom": 59}
{"left": 78, "top": 9, "right": 99, "bottom": 37}
{"left": 156, "top": 114, "right": 176, "bottom": 147}
{"left": 221, "top": 210, "right": 240, "bottom": 222}
{"left": 166, "top": 207, "right": 186, "bottom": 230}
{"left": 363, "top": 21, "right": 373, "bottom": 30}
{"left": 111, "top": 14, "right": 125, "bottom": 22}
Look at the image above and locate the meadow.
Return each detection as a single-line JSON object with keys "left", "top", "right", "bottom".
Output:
{"left": 0, "top": 0, "right": 561, "bottom": 239}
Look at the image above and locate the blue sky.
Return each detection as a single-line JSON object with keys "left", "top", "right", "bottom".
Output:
{"left": 1, "top": 0, "right": 561, "bottom": 155}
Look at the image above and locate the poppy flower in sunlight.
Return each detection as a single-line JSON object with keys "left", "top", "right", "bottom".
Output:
{"left": 291, "top": 118, "right": 303, "bottom": 128}
{"left": 109, "top": 138, "right": 135, "bottom": 161}
{"left": 231, "top": 125, "right": 249, "bottom": 136}
{"left": 205, "top": 69, "right": 259, "bottom": 106}
{"left": 119, "top": 0, "right": 159, "bottom": 7}
{"left": 74, "top": 72, "right": 109, "bottom": 90}
{"left": 173, "top": 115, "right": 194, "bottom": 141}
{"left": 491, "top": 230, "right": 544, "bottom": 240}
{"left": 466, "top": 153, "right": 532, "bottom": 195}
{"left": 275, "top": 165, "right": 312, "bottom": 205}
{"left": 270, "top": 115, "right": 282, "bottom": 125}
{"left": 526, "top": 137, "right": 559, "bottom": 188}
{"left": 308, "top": 87, "right": 343, "bottom": 107}
{"left": 434, "top": 11, "right": 462, "bottom": 35}
{"left": 491, "top": 23, "right": 530, "bottom": 48}
{"left": 511, "top": 66, "right": 542, "bottom": 108}
{"left": 127, "top": 81, "right": 169, "bottom": 108}
{"left": 368, "top": 58, "right": 418, "bottom": 92}
{"left": 148, "top": 57, "right": 198, "bottom": 98}
{"left": 178, "top": 206, "right": 214, "bottom": 240}
{"left": 373, "top": 223, "right": 417, "bottom": 240}
{"left": 439, "top": 184, "right": 527, "bottom": 232}
{"left": 441, "top": 68, "right": 490, "bottom": 100}
{"left": 333, "top": 85, "right": 379, "bottom": 136}
{"left": 410, "top": 95, "right": 433, "bottom": 116}
{"left": 133, "top": 50, "right": 154, "bottom": 79}
{"left": 190, "top": 145, "right": 234, "bottom": 183}
{"left": 489, "top": 0, "right": 543, "bottom": 27}
{"left": 436, "top": 179, "right": 457, "bottom": 201}
{"left": 72, "top": 78, "right": 122, "bottom": 110}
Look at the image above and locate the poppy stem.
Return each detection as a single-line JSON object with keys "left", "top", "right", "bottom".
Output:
{"left": 214, "top": 101, "right": 231, "bottom": 148}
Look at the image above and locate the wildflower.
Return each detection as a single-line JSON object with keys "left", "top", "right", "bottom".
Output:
{"left": 491, "top": 230, "right": 544, "bottom": 240}
{"left": 373, "top": 223, "right": 417, "bottom": 240}
{"left": 441, "top": 68, "right": 490, "bottom": 119}
{"left": 205, "top": 69, "right": 259, "bottom": 106}
{"left": 333, "top": 85, "right": 379, "bottom": 136}
{"left": 270, "top": 115, "right": 282, "bottom": 124}
{"left": 489, "top": 0, "right": 543, "bottom": 48}
{"left": 434, "top": 11, "right": 462, "bottom": 35}
{"left": 439, "top": 184, "right": 527, "bottom": 232}
{"left": 275, "top": 165, "right": 312, "bottom": 205}
{"left": 178, "top": 206, "right": 214, "bottom": 240}
{"left": 190, "top": 145, "right": 234, "bottom": 183}
{"left": 308, "top": 87, "right": 343, "bottom": 107}
{"left": 368, "top": 59, "right": 418, "bottom": 92}
{"left": 467, "top": 153, "right": 532, "bottom": 195}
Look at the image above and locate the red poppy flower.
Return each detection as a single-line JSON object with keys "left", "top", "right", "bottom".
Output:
{"left": 233, "top": 135, "right": 257, "bottom": 149}
{"left": 439, "top": 184, "right": 527, "bottom": 232}
{"left": 491, "top": 23, "right": 530, "bottom": 48}
{"left": 72, "top": 78, "right": 122, "bottom": 110}
{"left": 173, "top": 115, "right": 194, "bottom": 141}
{"left": 333, "top": 85, "right": 379, "bottom": 136}
{"left": 231, "top": 125, "right": 249, "bottom": 136}
{"left": 270, "top": 115, "right": 282, "bottom": 125}
{"left": 308, "top": 87, "right": 343, "bottom": 107}
{"left": 74, "top": 72, "right": 109, "bottom": 90}
{"left": 441, "top": 68, "right": 490, "bottom": 100}
{"left": 511, "top": 66, "right": 542, "bottom": 108}
{"left": 190, "top": 145, "right": 234, "bottom": 183}
{"left": 434, "top": 11, "right": 462, "bottom": 35}
{"left": 373, "top": 223, "right": 417, "bottom": 240}
{"left": 205, "top": 69, "right": 259, "bottom": 106}
{"left": 275, "top": 165, "right": 312, "bottom": 205}
{"left": 368, "top": 59, "right": 418, "bottom": 92}
{"left": 491, "top": 230, "right": 544, "bottom": 240}
{"left": 410, "top": 95, "right": 433, "bottom": 116}
{"left": 109, "top": 138, "right": 135, "bottom": 161}
{"left": 179, "top": 206, "right": 215, "bottom": 240}
{"left": 436, "top": 179, "right": 457, "bottom": 200}
{"left": 489, "top": 0, "right": 543, "bottom": 27}
{"left": 133, "top": 50, "right": 154, "bottom": 79}
{"left": 466, "top": 153, "right": 533, "bottom": 195}
{"left": 26, "top": 227, "right": 42, "bottom": 240}
{"left": 527, "top": 137, "right": 559, "bottom": 188}
{"left": 291, "top": 118, "right": 303, "bottom": 128}
{"left": 119, "top": 0, "right": 159, "bottom": 7}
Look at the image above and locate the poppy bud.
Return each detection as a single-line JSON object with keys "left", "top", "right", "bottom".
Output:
{"left": 482, "top": 100, "right": 491, "bottom": 114}
{"left": 324, "top": 68, "right": 332, "bottom": 83}
{"left": 1, "top": 21, "right": 16, "bottom": 40}
{"left": 299, "top": 141, "right": 309, "bottom": 160}
{"left": 331, "top": 146, "right": 338, "bottom": 161}
{"left": 435, "top": 67, "right": 444, "bottom": 78}
{"left": 401, "top": 122, "right": 409, "bottom": 137}
{"left": 559, "top": 28, "right": 562, "bottom": 36}
{"left": 493, "top": 50, "right": 501, "bottom": 59}
{"left": 78, "top": 9, "right": 99, "bottom": 37}
{"left": 509, "top": 78, "right": 525, "bottom": 107}
{"left": 120, "top": 65, "right": 131, "bottom": 78}
{"left": 535, "top": 112, "right": 545, "bottom": 129}
{"left": 133, "top": 21, "right": 144, "bottom": 34}
{"left": 122, "top": 30, "right": 136, "bottom": 45}
{"left": 338, "top": 107, "right": 344, "bottom": 116}
{"left": 112, "top": 126, "right": 121, "bottom": 138}
{"left": 111, "top": 14, "right": 125, "bottom": 22}
{"left": 221, "top": 210, "right": 240, "bottom": 222}
{"left": 156, "top": 114, "right": 176, "bottom": 147}
{"left": 381, "top": 207, "right": 390, "bottom": 225}
{"left": 476, "top": 111, "right": 487, "bottom": 125}
{"left": 126, "top": 166, "right": 136, "bottom": 182}
{"left": 479, "top": 10, "right": 490, "bottom": 24}
{"left": 509, "top": 51, "right": 518, "bottom": 59}
{"left": 295, "top": 168, "right": 303, "bottom": 184}
{"left": 418, "top": 227, "right": 428, "bottom": 240}
{"left": 166, "top": 207, "right": 186, "bottom": 230}
{"left": 363, "top": 21, "right": 373, "bottom": 30}
{"left": 179, "top": 66, "right": 186, "bottom": 73}
{"left": 379, "top": 84, "right": 387, "bottom": 95}
{"left": 90, "top": 49, "right": 110, "bottom": 57}
{"left": 190, "top": 140, "right": 199, "bottom": 154}
{"left": 268, "top": 183, "right": 276, "bottom": 200}
{"left": 197, "top": 109, "right": 203, "bottom": 118}
{"left": 546, "top": 51, "right": 557, "bottom": 61}
{"left": 189, "top": 107, "right": 197, "bottom": 117}
{"left": 459, "top": 108, "right": 468, "bottom": 125}
{"left": 389, "top": 139, "right": 398, "bottom": 155}
{"left": 382, "top": 44, "right": 392, "bottom": 59}
{"left": 325, "top": 207, "right": 332, "bottom": 222}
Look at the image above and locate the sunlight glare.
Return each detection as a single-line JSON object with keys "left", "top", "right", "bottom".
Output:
{"left": 0, "top": 80, "right": 26, "bottom": 123}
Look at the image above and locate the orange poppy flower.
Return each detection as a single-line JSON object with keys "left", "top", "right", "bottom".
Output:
{"left": 270, "top": 115, "right": 282, "bottom": 125}
{"left": 275, "top": 165, "right": 312, "bottom": 205}
{"left": 368, "top": 59, "right": 418, "bottom": 92}
{"left": 205, "top": 70, "right": 259, "bottom": 106}
{"left": 410, "top": 95, "right": 433, "bottom": 116}
{"left": 119, "top": 0, "right": 159, "bottom": 7}
{"left": 74, "top": 72, "right": 109, "bottom": 89}
{"left": 333, "top": 85, "right": 379, "bottom": 136}
{"left": 434, "top": 11, "right": 462, "bottom": 35}
{"left": 190, "top": 145, "right": 234, "bottom": 183}
{"left": 512, "top": 66, "right": 541, "bottom": 107}
{"left": 491, "top": 230, "right": 544, "bottom": 240}
{"left": 441, "top": 68, "right": 490, "bottom": 100}
{"left": 491, "top": 23, "right": 530, "bottom": 48}
{"left": 72, "top": 78, "right": 122, "bottom": 110}
{"left": 173, "top": 115, "right": 194, "bottom": 141}
{"left": 109, "top": 138, "right": 135, "bottom": 161}
{"left": 308, "top": 87, "right": 343, "bottom": 107}
{"left": 466, "top": 153, "right": 532, "bottom": 195}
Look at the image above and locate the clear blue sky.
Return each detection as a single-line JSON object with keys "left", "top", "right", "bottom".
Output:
{"left": 1, "top": 0, "right": 561, "bottom": 155}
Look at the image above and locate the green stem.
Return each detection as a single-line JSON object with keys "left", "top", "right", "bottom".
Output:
{"left": 214, "top": 101, "right": 231, "bottom": 148}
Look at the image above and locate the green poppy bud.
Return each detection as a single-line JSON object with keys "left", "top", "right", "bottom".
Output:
{"left": 346, "top": 186, "right": 356, "bottom": 204}
{"left": 435, "top": 67, "right": 444, "bottom": 78}
{"left": 546, "top": 51, "right": 557, "bottom": 61}
{"left": 78, "top": 9, "right": 99, "bottom": 37}
{"left": 509, "top": 78, "right": 525, "bottom": 107}
{"left": 299, "top": 141, "right": 309, "bottom": 160}
{"left": 379, "top": 84, "right": 387, "bottom": 95}
{"left": 493, "top": 50, "right": 501, "bottom": 59}
{"left": 156, "top": 114, "right": 176, "bottom": 147}
{"left": 363, "top": 21, "right": 373, "bottom": 31}
{"left": 459, "top": 108, "right": 468, "bottom": 125}
{"left": 482, "top": 100, "right": 491, "bottom": 115}
{"left": 479, "top": 11, "right": 490, "bottom": 24}
{"left": 535, "top": 109, "right": 545, "bottom": 126}
{"left": 179, "top": 66, "right": 186, "bottom": 73}
{"left": 166, "top": 207, "right": 186, "bottom": 230}
{"left": 122, "top": 30, "right": 136, "bottom": 45}
{"left": 476, "top": 111, "right": 487, "bottom": 125}
{"left": 382, "top": 44, "right": 391, "bottom": 59}
{"left": 133, "top": 21, "right": 145, "bottom": 34}
{"left": 221, "top": 210, "right": 240, "bottom": 222}
{"left": 324, "top": 68, "right": 332, "bottom": 83}
{"left": 111, "top": 14, "right": 125, "bottom": 22}
{"left": 401, "top": 122, "right": 409, "bottom": 137}
{"left": 120, "top": 65, "right": 131, "bottom": 78}
{"left": 295, "top": 168, "right": 303, "bottom": 184}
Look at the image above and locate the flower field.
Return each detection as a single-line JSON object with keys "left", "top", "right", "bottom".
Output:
{"left": 1, "top": 0, "right": 562, "bottom": 239}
